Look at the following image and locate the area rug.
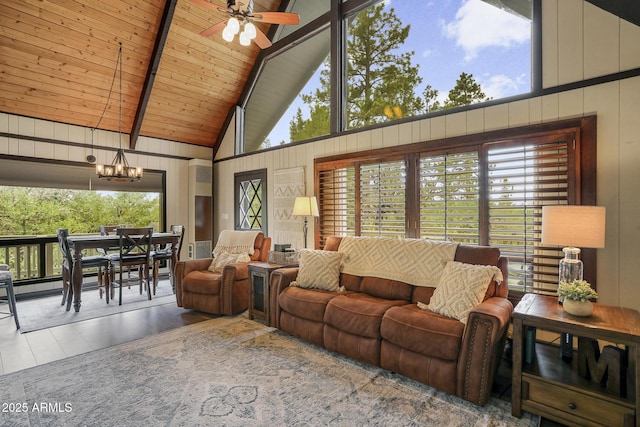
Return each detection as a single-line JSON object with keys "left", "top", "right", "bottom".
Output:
{"left": 17, "top": 279, "right": 176, "bottom": 333}
{"left": 0, "top": 316, "right": 539, "bottom": 426}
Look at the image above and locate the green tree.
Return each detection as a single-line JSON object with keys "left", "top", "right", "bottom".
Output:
{"left": 422, "top": 84, "right": 441, "bottom": 113}
{"left": 442, "top": 72, "right": 491, "bottom": 109}
{"left": 0, "top": 187, "right": 160, "bottom": 236}
{"left": 291, "top": 4, "right": 424, "bottom": 138}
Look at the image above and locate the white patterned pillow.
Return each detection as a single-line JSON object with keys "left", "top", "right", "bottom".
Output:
{"left": 291, "top": 249, "right": 343, "bottom": 291}
{"left": 208, "top": 251, "right": 251, "bottom": 273}
{"left": 418, "top": 261, "right": 502, "bottom": 324}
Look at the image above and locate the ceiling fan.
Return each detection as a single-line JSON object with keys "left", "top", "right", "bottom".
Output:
{"left": 190, "top": 0, "right": 300, "bottom": 49}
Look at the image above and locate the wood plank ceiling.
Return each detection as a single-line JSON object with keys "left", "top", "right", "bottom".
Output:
{"left": 0, "top": 0, "right": 282, "bottom": 149}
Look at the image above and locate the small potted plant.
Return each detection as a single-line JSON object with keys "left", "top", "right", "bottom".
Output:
{"left": 558, "top": 279, "right": 598, "bottom": 316}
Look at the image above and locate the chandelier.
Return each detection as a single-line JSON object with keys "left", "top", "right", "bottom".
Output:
{"left": 95, "top": 42, "right": 143, "bottom": 182}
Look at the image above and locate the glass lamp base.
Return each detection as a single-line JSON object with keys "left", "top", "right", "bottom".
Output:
{"left": 558, "top": 247, "right": 583, "bottom": 304}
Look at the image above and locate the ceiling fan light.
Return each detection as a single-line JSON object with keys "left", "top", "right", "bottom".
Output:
{"left": 227, "top": 17, "right": 240, "bottom": 34}
{"left": 244, "top": 22, "right": 257, "bottom": 39}
{"left": 222, "top": 26, "right": 235, "bottom": 42}
{"left": 239, "top": 31, "right": 251, "bottom": 46}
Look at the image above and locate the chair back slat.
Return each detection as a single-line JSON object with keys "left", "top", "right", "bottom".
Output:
{"left": 117, "top": 227, "right": 153, "bottom": 263}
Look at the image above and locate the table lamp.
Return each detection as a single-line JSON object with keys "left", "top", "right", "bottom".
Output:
{"left": 292, "top": 196, "right": 319, "bottom": 249}
{"left": 541, "top": 205, "right": 606, "bottom": 297}
{"left": 541, "top": 205, "right": 605, "bottom": 361}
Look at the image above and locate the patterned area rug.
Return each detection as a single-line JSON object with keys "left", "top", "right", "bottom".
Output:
{"left": 17, "top": 279, "right": 176, "bottom": 333}
{"left": 0, "top": 316, "right": 539, "bottom": 426}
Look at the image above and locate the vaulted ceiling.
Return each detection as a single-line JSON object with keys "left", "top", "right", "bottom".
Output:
{"left": 0, "top": 0, "right": 283, "bottom": 149}
{"left": 1, "top": 0, "right": 639, "bottom": 152}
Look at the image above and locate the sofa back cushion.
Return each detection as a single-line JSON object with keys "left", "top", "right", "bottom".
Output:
{"left": 411, "top": 286, "right": 436, "bottom": 305}
{"left": 360, "top": 277, "right": 413, "bottom": 301}
{"left": 340, "top": 273, "right": 362, "bottom": 292}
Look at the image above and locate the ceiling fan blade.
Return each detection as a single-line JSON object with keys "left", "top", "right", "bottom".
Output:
{"left": 253, "top": 28, "right": 272, "bottom": 49}
{"left": 200, "top": 21, "right": 226, "bottom": 37}
{"left": 252, "top": 12, "right": 300, "bottom": 25}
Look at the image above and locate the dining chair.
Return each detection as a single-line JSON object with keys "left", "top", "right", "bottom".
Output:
{"left": 56, "top": 228, "right": 111, "bottom": 309}
{"left": 0, "top": 267, "right": 19, "bottom": 329}
{"left": 150, "top": 225, "right": 184, "bottom": 295}
{"left": 97, "top": 225, "right": 120, "bottom": 299}
{"left": 109, "top": 227, "right": 153, "bottom": 305}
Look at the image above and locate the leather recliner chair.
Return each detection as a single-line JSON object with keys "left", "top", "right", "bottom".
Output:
{"left": 174, "top": 232, "right": 271, "bottom": 315}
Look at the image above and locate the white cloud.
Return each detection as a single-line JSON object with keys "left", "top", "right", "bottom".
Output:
{"left": 443, "top": 0, "right": 530, "bottom": 61}
{"left": 422, "top": 49, "right": 434, "bottom": 59}
{"left": 481, "top": 73, "right": 527, "bottom": 99}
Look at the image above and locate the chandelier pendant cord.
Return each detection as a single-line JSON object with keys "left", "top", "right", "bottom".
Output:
{"left": 94, "top": 42, "right": 143, "bottom": 182}
{"left": 92, "top": 42, "right": 122, "bottom": 146}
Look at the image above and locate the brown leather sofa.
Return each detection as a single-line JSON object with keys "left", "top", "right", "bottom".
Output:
{"left": 174, "top": 232, "right": 271, "bottom": 315}
{"left": 270, "top": 236, "right": 512, "bottom": 406}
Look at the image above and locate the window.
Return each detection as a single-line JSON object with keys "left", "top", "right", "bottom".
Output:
{"left": 360, "top": 160, "right": 406, "bottom": 238}
{"left": 243, "top": 27, "right": 331, "bottom": 152}
{"left": 316, "top": 117, "right": 596, "bottom": 295}
{"left": 487, "top": 137, "right": 571, "bottom": 294}
{"left": 234, "top": 169, "right": 267, "bottom": 233}
{"left": 344, "top": 0, "right": 532, "bottom": 129}
{"left": 240, "top": 0, "right": 534, "bottom": 152}
{"left": 420, "top": 151, "right": 479, "bottom": 243}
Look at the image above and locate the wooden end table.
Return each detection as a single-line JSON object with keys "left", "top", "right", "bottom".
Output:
{"left": 512, "top": 293, "right": 640, "bottom": 427}
{"left": 248, "top": 262, "right": 296, "bottom": 326}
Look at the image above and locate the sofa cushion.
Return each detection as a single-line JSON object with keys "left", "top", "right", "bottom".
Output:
{"left": 279, "top": 286, "right": 341, "bottom": 322}
{"left": 340, "top": 273, "right": 362, "bottom": 292}
{"left": 381, "top": 304, "right": 465, "bottom": 361}
{"left": 207, "top": 251, "right": 251, "bottom": 273}
{"left": 411, "top": 286, "right": 435, "bottom": 305}
{"left": 182, "top": 270, "right": 222, "bottom": 295}
{"left": 324, "top": 293, "right": 408, "bottom": 339}
{"left": 292, "top": 249, "right": 343, "bottom": 291}
{"left": 420, "top": 261, "right": 501, "bottom": 324}
{"left": 360, "top": 277, "right": 412, "bottom": 301}
{"left": 454, "top": 245, "right": 501, "bottom": 299}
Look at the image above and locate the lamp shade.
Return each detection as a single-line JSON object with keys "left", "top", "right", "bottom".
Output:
{"left": 541, "top": 205, "right": 606, "bottom": 248}
{"left": 292, "top": 196, "right": 319, "bottom": 217}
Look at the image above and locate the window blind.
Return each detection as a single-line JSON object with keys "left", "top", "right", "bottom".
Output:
{"left": 359, "top": 160, "right": 406, "bottom": 238}
{"left": 419, "top": 151, "right": 479, "bottom": 243}
{"left": 487, "top": 139, "right": 569, "bottom": 294}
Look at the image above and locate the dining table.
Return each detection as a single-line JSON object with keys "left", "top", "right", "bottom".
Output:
{"left": 66, "top": 232, "right": 180, "bottom": 312}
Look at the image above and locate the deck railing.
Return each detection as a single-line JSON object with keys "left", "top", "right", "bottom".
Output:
{"left": 0, "top": 235, "right": 101, "bottom": 286}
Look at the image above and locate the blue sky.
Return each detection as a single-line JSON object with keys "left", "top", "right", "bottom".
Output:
{"left": 265, "top": 0, "right": 531, "bottom": 145}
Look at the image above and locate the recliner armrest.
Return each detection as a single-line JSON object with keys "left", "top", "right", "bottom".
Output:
{"left": 456, "top": 297, "right": 513, "bottom": 406}
{"left": 269, "top": 267, "right": 299, "bottom": 329}
{"left": 174, "top": 258, "right": 213, "bottom": 306}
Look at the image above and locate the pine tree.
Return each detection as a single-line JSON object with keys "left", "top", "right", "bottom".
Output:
{"left": 442, "top": 72, "right": 491, "bottom": 109}
{"left": 290, "top": 4, "right": 423, "bottom": 139}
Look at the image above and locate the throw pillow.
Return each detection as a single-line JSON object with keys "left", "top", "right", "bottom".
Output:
{"left": 208, "top": 251, "right": 251, "bottom": 273}
{"left": 418, "top": 261, "right": 502, "bottom": 324}
{"left": 290, "top": 249, "right": 343, "bottom": 291}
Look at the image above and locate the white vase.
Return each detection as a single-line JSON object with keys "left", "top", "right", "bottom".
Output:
{"left": 563, "top": 299, "right": 593, "bottom": 316}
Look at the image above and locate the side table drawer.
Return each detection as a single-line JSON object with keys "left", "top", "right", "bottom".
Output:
{"left": 522, "top": 374, "right": 634, "bottom": 427}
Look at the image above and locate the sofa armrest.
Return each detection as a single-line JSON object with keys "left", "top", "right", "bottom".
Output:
{"left": 269, "top": 267, "right": 299, "bottom": 329}
{"left": 174, "top": 258, "right": 213, "bottom": 306}
{"left": 456, "top": 297, "right": 513, "bottom": 406}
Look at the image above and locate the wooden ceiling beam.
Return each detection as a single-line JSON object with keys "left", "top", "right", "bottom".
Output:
{"left": 130, "top": 0, "right": 179, "bottom": 149}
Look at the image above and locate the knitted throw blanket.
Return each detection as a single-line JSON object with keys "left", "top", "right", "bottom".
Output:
{"left": 213, "top": 230, "right": 260, "bottom": 258}
{"left": 338, "top": 237, "right": 459, "bottom": 288}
